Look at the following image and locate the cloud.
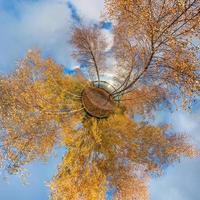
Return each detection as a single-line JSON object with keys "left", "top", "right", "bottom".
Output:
{"left": 101, "top": 28, "right": 114, "bottom": 52}
{"left": 150, "top": 158, "right": 200, "bottom": 200}
{"left": 0, "top": 0, "right": 74, "bottom": 74}
{"left": 150, "top": 108, "right": 200, "bottom": 200}
{"left": 170, "top": 110, "right": 200, "bottom": 145}
{"left": 0, "top": 1, "right": 199, "bottom": 200}
{"left": 69, "top": 0, "right": 105, "bottom": 22}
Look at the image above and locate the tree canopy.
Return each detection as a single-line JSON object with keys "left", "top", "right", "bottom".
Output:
{"left": 0, "top": 0, "right": 200, "bottom": 199}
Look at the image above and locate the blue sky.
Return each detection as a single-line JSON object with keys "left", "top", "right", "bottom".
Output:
{"left": 0, "top": 0, "right": 200, "bottom": 200}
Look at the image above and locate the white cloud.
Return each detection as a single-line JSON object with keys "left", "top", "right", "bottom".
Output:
{"left": 0, "top": 1, "right": 200, "bottom": 199}
{"left": 69, "top": 0, "right": 104, "bottom": 22}
{"left": 0, "top": 0, "right": 74, "bottom": 74}
{"left": 150, "top": 158, "right": 200, "bottom": 200}
{"left": 170, "top": 110, "right": 200, "bottom": 146}
{"left": 150, "top": 108, "right": 200, "bottom": 200}
{"left": 101, "top": 28, "right": 114, "bottom": 51}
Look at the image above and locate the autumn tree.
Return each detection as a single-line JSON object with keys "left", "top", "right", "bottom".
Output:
{"left": 0, "top": 1, "right": 200, "bottom": 200}
{"left": 50, "top": 115, "right": 198, "bottom": 200}
{"left": 105, "top": 0, "right": 200, "bottom": 113}
{"left": 0, "top": 51, "right": 86, "bottom": 174}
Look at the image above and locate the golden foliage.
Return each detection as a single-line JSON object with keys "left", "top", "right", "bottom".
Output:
{"left": 105, "top": 0, "right": 200, "bottom": 112}
{"left": 0, "top": 1, "right": 200, "bottom": 199}
{"left": 50, "top": 114, "right": 198, "bottom": 200}
{"left": 121, "top": 86, "right": 170, "bottom": 116}
{"left": 0, "top": 50, "right": 198, "bottom": 199}
{"left": 0, "top": 50, "right": 86, "bottom": 174}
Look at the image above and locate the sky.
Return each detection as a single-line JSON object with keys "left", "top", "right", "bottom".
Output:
{"left": 0, "top": 0, "right": 199, "bottom": 200}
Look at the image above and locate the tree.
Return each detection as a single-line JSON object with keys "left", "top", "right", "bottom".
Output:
{"left": 105, "top": 0, "right": 200, "bottom": 111}
{"left": 0, "top": 51, "right": 86, "bottom": 174}
{"left": 0, "top": 1, "right": 200, "bottom": 199}
{"left": 50, "top": 115, "right": 197, "bottom": 200}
